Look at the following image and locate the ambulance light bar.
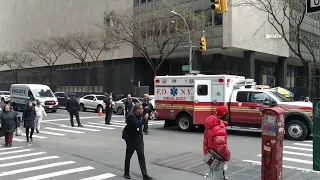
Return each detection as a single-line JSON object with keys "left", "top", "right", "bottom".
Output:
{"left": 218, "top": 79, "right": 231, "bottom": 83}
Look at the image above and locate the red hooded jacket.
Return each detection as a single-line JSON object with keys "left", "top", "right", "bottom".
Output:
{"left": 203, "top": 115, "right": 231, "bottom": 161}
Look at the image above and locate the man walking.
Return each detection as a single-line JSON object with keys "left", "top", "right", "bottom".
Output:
{"left": 123, "top": 94, "right": 134, "bottom": 121}
{"left": 142, "top": 94, "right": 153, "bottom": 135}
{"left": 123, "top": 103, "right": 152, "bottom": 180}
{"left": 103, "top": 93, "right": 113, "bottom": 125}
{"left": 66, "top": 94, "right": 83, "bottom": 127}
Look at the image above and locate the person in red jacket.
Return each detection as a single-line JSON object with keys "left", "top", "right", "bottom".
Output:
{"left": 203, "top": 105, "right": 231, "bottom": 180}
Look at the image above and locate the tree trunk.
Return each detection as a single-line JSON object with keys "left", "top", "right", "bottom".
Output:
{"left": 89, "top": 70, "right": 95, "bottom": 93}
{"left": 13, "top": 71, "right": 18, "bottom": 84}
{"left": 48, "top": 67, "right": 53, "bottom": 88}
{"left": 303, "top": 62, "right": 312, "bottom": 98}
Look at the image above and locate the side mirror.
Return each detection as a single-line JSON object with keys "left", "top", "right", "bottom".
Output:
{"left": 264, "top": 100, "right": 277, "bottom": 107}
{"left": 93, "top": 98, "right": 97, "bottom": 101}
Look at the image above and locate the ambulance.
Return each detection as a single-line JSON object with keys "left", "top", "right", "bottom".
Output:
{"left": 154, "top": 74, "right": 313, "bottom": 141}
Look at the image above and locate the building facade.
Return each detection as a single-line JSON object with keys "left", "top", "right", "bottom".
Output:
{"left": 0, "top": 0, "right": 318, "bottom": 98}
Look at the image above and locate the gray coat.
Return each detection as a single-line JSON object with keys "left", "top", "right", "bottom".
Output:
{"left": 0, "top": 110, "right": 18, "bottom": 133}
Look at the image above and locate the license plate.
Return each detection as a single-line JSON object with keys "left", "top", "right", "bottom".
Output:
{"left": 49, "top": 106, "right": 53, "bottom": 108}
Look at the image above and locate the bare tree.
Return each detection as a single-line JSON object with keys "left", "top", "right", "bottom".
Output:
{"left": 56, "top": 30, "right": 115, "bottom": 92}
{"left": 234, "top": 0, "right": 317, "bottom": 96}
{"left": 25, "top": 37, "right": 64, "bottom": 87}
{"left": 102, "top": 5, "right": 206, "bottom": 76}
{"left": 0, "top": 51, "right": 34, "bottom": 83}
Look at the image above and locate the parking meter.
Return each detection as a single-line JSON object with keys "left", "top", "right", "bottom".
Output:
{"left": 261, "top": 107, "right": 285, "bottom": 180}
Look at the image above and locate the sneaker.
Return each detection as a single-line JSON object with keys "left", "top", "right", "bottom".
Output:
{"left": 123, "top": 174, "right": 131, "bottom": 179}
{"left": 36, "top": 129, "right": 39, "bottom": 133}
{"left": 30, "top": 137, "right": 33, "bottom": 141}
{"left": 78, "top": 124, "right": 83, "bottom": 127}
{"left": 4, "top": 144, "right": 8, "bottom": 147}
{"left": 9, "top": 144, "right": 12, "bottom": 147}
{"left": 143, "top": 175, "right": 152, "bottom": 180}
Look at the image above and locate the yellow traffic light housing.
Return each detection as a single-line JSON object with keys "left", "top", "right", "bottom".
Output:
{"left": 200, "top": 37, "right": 206, "bottom": 52}
{"left": 210, "top": 0, "right": 228, "bottom": 13}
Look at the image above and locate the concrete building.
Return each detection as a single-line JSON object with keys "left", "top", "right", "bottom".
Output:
{"left": 0, "top": 0, "right": 318, "bottom": 98}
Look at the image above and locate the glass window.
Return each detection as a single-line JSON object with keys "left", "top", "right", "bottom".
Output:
{"left": 236, "top": 91, "right": 249, "bottom": 102}
{"left": 32, "top": 89, "right": 54, "bottom": 98}
{"left": 96, "top": 96, "right": 106, "bottom": 101}
{"left": 84, "top": 96, "right": 94, "bottom": 100}
{"left": 249, "top": 92, "right": 271, "bottom": 104}
{"left": 1, "top": 91, "right": 10, "bottom": 95}
{"left": 197, "top": 85, "right": 208, "bottom": 96}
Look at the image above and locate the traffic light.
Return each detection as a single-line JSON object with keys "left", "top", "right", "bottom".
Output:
{"left": 200, "top": 37, "right": 206, "bottom": 52}
{"left": 210, "top": 0, "right": 228, "bottom": 13}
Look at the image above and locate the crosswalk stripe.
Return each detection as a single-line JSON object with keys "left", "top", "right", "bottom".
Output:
{"left": 304, "top": 140, "right": 313, "bottom": 143}
{"left": 18, "top": 166, "right": 95, "bottom": 180}
{"left": 283, "top": 151, "right": 313, "bottom": 157}
{"left": 89, "top": 122, "right": 124, "bottom": 128}
{"left": 0, "top": 161, "right": 76, "bottom": 176}
{"left": 58, "top": 125, "right": 101, "bottom": 132}
{"left": 294, "top": 143, "right": 313, "bottom": 147}
{"left": 0, "top": 146, "right": 23, "bottom": 151}
{"left": 242, "top": 160, "right": 318, "bottom": 172}
{"left": 0, "top": 149, "right": 33, "bottom": 155}
{"left": 7, "top": 137, "right": 25, "bottom": 142}
{"left": 84, "top": 124, "right": 115, "bottom": 130}
{"left": 40, "top": 131, "right": 66, "bottom": 136}
{"left": 0, "top": 152, "right": 46, "bottom": 161}
{"left": 79, "top": 173, "right": 116, "bottom": 180}
{"left": 111, "top": 120, "right": 164, "bottom": 125}
{"left": 257, "top": 154, "right": 312, "bottom": 164}
{"left": 45, "top": 127, "right": 85, "bottom": 134}
{"left": 284, "top": 146, "right": 312, "bottom": 152}
{"left": 0, "top": 156, "right": 59, "bottom": 168}
{"left": 21, "top": 134, "right": 48, "bottom": 139}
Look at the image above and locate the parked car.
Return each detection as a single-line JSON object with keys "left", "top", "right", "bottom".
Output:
{"left": 54, "top": 92, "right": 80, "bottom": 108}
{"left": 78, "top": 94, "right": 108, "bottom": 112}
{"left": 0, "top": 91, "right": 11, "bottom": 104}
{"left": 113, "top": 97, "right": 144, "bottom": 115}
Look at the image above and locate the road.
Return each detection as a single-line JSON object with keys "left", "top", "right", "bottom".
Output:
{"left": 0, "top": 109, "right": 317, "bottom": 180}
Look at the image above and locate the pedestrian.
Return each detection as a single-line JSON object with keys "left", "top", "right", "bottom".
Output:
{"left": 66, "top": 94, "right": 83, "bottom": 127}
{"left": 103, "top": 93, "right": 113, "bottom": 125}
{"left": 22, "top": 101, "right": 36, "bottom": 142}
{"left": 123, "top": 94, "right": 134, "bottom": 122}
{"left": 122, "top": 103, "right": 152, "bottom": 180}
{"left": 0, "top": 105, "right": 19, "bottom": 147}
{"left": 35, "top": 101, "right": 47, "bottom": 133}
{"left": 142, "top": 94, "right": 154, "bottom": 135}
{"left": 305, "top": 97, "right": 310, "bottom": 102}
{"left": 203, "top": 106, "right": 231, "bottom": 180}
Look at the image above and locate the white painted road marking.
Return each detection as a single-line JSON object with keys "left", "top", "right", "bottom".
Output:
{"left": 0, "top": 152, "right": 46, "bottom": 161}
{"left": 294, "top": 143, "right": 313, "bottom": 147}
{"left": 18, "top": 166, "right": 95, "bottom": 180}
{"left": 284, "top": 146, "right": 312, "bottom": 152}
{"left": 21, "top": 134, "right": 48, "bottom": 139}
{"left": 43, "top": 116, "right": 103, "bottom": 122}
{"left": 0, "top": 146, "right": 23, "bottom": 151}
{"left": 0, "top": 156, "right": 59, "bottom": 168}
{"left": 45, "top": 127, "right": 85, "bottom": 134}
{"left": 40, "top": 131, "right": 67, "bottom": 136}
{"left": 89, "top": 122, "right": 124, "bottom": 128}
{"left": 283, "top": 151, "right": 313, "bottom": 157}
{"left": 0, "top": 161, "right": 76, "bottom": 176}
{"left": 242, "top": 160, "right": 320, "bottom": 172}
{"left": 84, "top": 124, "right": 115, "bottom": 130}
{"left": 79, "top": 173, "right": 116, "bottom": 180}
{"left": 0, "top": 149, "right": 33, "bottom": 155}
{"left": 257, "top": 154, "right": 312, "bottom": 164}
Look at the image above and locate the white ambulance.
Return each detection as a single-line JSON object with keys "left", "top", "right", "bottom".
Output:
{"left": 154, "top": 74, "right": 313, "bottom": 141}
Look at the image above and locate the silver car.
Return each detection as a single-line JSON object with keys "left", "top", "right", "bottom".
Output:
{"left": 113, "top": 97, "right": 143, "bottom": 115}
{"left": 78, "top": 94, "right": 107, "bottom": 112}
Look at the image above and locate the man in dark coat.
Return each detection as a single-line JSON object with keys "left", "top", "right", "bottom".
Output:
{"left": 66, "top": 94, "right": 83, "bottom": 127}
{"left": 103, "top": 93, "right": 113, "bottom": 125}
{"left": 123, "top": 94, "right": 134, "bottom": 122}
{"left": 123, "top": 103, "right": 152, "bottom": 180}
{"left": 142, "top": 94, "right": 154, "bottom": 135}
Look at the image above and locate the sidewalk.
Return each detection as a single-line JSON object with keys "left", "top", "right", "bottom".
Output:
{"left": 150, "top": 152, "right": 320, "bottom": 179}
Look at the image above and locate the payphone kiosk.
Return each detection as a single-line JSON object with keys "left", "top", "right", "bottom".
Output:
{"left": 261, "top": 107, "right": 285, "bottom": 180}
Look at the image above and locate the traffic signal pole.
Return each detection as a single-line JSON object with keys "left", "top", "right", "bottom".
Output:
{"left": 188, "top": 38, "right": 193, "bottom": 74}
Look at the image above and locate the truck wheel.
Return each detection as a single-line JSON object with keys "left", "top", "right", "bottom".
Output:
{"left": 177, "top": 114, "right": 193, "bottom": 132}
{"left": 285, "top": 120, "right": 307, "bottom": 141}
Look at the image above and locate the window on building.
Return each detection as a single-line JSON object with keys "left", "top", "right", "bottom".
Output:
{"left": 236, "top": 91, "right": 249, "bottom": 102}
{"left": 197, "top": 85, "right": 208, "bottom": 95}
{"left": 260, "top": 66, "right": 275, "bottom": 86}
{"left": 214, "top": 12, "right": 223, "bottom": 26}
{"left": 286, "top": 68, "right": 295, "bottom": 88}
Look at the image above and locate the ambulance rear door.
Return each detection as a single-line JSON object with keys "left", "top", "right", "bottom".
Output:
{"left": 193, "top": 79, "right": 212, "bottom": 125}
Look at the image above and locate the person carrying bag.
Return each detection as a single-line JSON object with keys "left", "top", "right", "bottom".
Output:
{"left": 203, "top": 106, "right": 231, "bottom": 180}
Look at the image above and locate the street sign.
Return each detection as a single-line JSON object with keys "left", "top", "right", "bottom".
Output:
{"left": 313, "top": 98, "right": 320, "bottom": 171}
{"left": 181, "top": 65, "right": 190, "bottom": 72}
{"left": 307, "top": 0, "right": 320, "bottom": 14}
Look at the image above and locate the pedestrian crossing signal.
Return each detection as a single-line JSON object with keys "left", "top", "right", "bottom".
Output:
{"left": 200, "top": 37, "right": 206, "bottom": 52}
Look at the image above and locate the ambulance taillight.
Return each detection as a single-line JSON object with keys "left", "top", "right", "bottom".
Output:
{"left": 155, "top": 79, "right": 160, "bottom": 83}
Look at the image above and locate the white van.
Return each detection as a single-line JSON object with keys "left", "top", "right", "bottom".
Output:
{"left": 10, "top": 84, "right": 58, "bottom": 112}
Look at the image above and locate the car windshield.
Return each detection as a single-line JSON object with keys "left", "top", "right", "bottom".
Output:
{"left": 96, "top": 96, "right": 106, "bottom": 101}
{"left": 269, "top": 91, "right": 293, "bottom": 102}
{"left": 32, "top": 89, "right": 54, "bottom": 98}
{"left": 2, "top": 92, "right": 10, "bottom": 95}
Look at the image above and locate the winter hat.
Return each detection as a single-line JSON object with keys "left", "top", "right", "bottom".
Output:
{"left": 215, "top": 106, "right": 229, "bottom": 119}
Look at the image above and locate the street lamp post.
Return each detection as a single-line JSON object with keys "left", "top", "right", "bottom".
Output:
{"left": 171, "top": 10, "right": 193, "bottom": 74}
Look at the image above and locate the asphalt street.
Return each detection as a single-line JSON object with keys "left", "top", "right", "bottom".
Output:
{"left": 0, "top": 109, "right": 317, "bottom": 180}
